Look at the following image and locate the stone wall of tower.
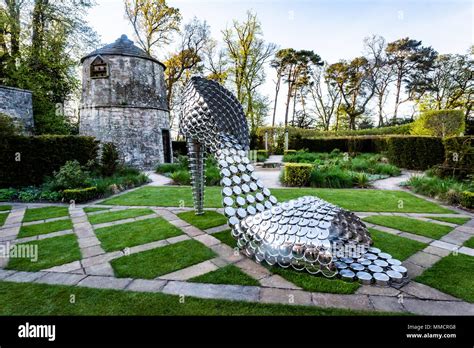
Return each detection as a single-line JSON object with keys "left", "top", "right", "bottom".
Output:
{"left": 0, "top": 85, "right": 34, "bottom": 134}
{"left": 79, "top": 55, "right": 171, "bottom": 169}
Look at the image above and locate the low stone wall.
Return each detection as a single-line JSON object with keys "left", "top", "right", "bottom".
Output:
{"left": 0, "top": 85, "right": 34, "bottom": 134}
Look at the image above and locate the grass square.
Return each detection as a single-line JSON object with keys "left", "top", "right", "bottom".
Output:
{"left": 428, "top": 217, "right": 470, "bottom": 225}
{"left": 363, "top": 215, "right": 453, "bottom": 239}
{"left": 416, "top": 254, "right": 474, "bottom": 303}
{"left": 189, "top": 264, "right": 260, "bottom": 286}
{"left": 369, "top": 228, "right": 427, "bottom": 261}
{"left": 23, "top": 206, "right": 69, "bottom": 222}
{"left": 0, "top": 212, "right": 7, "bottom": 227}
{"left": 177, "top": 210, "right": 227, "bottom": 230}
{"left": 18, "top": 219, "right": 73, "bottom": 238}
{"left": 95, "top": 217, "right": 183, "bottom": 252}
{"left": 88, "top": 208, "right": 155, "bottom": 225}
{"left": 0, "top": 205, "right": 12, "bottom": 212}
{"left": 6, "top": 234, "right": 81, "bottom": 272}
{"left": 463, "top": 236, "right": 474, "bottom": 249}
{"left": 111, "top": 239, "right": 216, "bottom": 279}
{"left": 212, "top": 230, "right": 237, "bottom": 248}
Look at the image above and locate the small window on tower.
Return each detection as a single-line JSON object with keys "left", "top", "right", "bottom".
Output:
{"left": 90, "top": 56, "right": 109, "bottom": 79}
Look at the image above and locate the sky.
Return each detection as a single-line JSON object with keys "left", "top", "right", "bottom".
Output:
{"left": 86, "top": 0, "right": 473, "bottom": 126}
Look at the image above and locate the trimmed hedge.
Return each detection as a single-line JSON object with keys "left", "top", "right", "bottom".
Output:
{"left": 386, "top": 136, "right": 444, "bottom": 170}
{"left": 0, "top": 135, "right": 99, "bottom": 188}
{"left": 440, "top": 136, "right": 473, "bottom": 178}
{"left": 460, "top": 191, "right": 474, "bottom": 209}
{"left": 411, "top": 109, "right": 465, "bottom": 137}
{"left": 289, "top": 135, "right": 388, "bottom": 153}
{"left": 283, "top": 163, "right": 313, "bottom": 187}
{"left": 62, "top": 187, "right": 99, "bottom": 203}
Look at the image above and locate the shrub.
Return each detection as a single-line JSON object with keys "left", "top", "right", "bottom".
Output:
{"left": 283, "top": 163, "right": 313, "bottom": 187}
{"left": 460, "top": 191, "right": 474, "bottom": 209}
{"left": 62, "top": 187, "right": 99, "bottom": 203}
{"left": 0, "top": 135, "right": 99, "bottom": 187}
{"left": 0, "top": 113, "right": 21, "bottom": 136}
{"left": 386, "top": 136, "right": 444, "bottom": 170}
{"left": 351, "top": 172, "right": 369, "bottom": 188}
{"left": 49, "top": 161, "right": 91, "bottom": 190}
{"left": 411, "top": 109, "right": 465, "bottom": 137}
{"left": 100, "top": 142, "right": 120, "bottom": 176}
{"left": 155, "top": 163, "right": 182, "bottom": 174}
{"left": 170, "top": 170, "right": 191, "bottom": 185}
{"left": 0, "top": 188, "right": 17, "bottom": 201}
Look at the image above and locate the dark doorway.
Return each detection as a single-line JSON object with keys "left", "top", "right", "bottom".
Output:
{"left": 162, "top": 129, "right": 172, "bottom": 163}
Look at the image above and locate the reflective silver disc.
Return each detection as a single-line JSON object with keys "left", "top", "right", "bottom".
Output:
{"left": 378, "top": 252, "right": 391, "bottom": 260}
{"left": 373, "top": 272, "right": 390, "bottom": 286}
{"left": 356, "top": 271, "right": 373, "bottom": 285}
{"left": 368, "top": 265, "right": 383, "bottom": 273}
{"left": 386, "top": 270, "right": 403, "bottom": 283}
{"left": 374, "top": 259, "right": 388, "bottom": 268}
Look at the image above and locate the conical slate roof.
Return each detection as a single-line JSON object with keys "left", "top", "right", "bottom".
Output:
{"left": 81, "top": 34, "right": 165, "bottom": 69}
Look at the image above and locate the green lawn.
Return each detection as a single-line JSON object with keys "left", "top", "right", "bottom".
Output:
{"left": 23, "top": 206, "right": 69, "bottom": 222}
{"left": 463, "top": 236, "right": 474, "bottom": 249}
{"left": 268, "top": 266, "right": 360, "bottom": 294}
{"left": 101, "top": 186, "right": 453, "bottom": 213}
{"left": 416, "top": 254, "right": 474, "bottom": 303}
{"left": 111, "top": 240, "right": 216, "bottom": 279}
{"left": 88, "top": 208, "right": 155, "bottom": 225}
{"left": 363, "top": 215, "right": 453, "bottom": 239}
{"left": 95, "top": 217, "right": 183, "bottom": 252}
{"left": 84, "top": 207, "right": 110, "bottom": 213}
{"left": 177, "top": 210, "right": 227, "bottom": 230}
{"left": 6, "top": 234, "right": 81, "bottom": 272}
{"left": 189, "top": 264, "right": 260, "bottom": 286}
{"left": 0, "top": 205, "right": 11, "bottom": 211}
{"left": 368, "top": 228, "right": 427, "bottom": 260}
{"left": 0, "top": 281, "right": 395, "bottom": 316}
{"left": 0, "top": 212, "right": 7, "bottom": 227}
{"left": 18, "top": 219, "right": 74, "bottom": 238}
{"left": 213, "top": 230, "right": 237, "bottom": 248}
{"left": 428, "top": 216, "right": 471, "bottom": 225}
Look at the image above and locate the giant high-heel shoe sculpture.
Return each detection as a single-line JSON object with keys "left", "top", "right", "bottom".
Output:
{"left": 180, "top": 76, "right": 407, "bottom": 286}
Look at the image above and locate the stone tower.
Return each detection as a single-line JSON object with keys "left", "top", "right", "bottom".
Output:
{"left": 79, "top": 34, "right": 172, "bottom": 168}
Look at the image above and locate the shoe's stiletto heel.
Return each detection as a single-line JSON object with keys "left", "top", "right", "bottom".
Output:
{"left": 187, "top": 138, "right": 205, "bottom": 215}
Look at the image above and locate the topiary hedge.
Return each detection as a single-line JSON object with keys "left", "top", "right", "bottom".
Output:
{"left": 440, "top": 136, "right": 474, "bottom": 178}
{"left": 289, "top": 135, "right": 388, "bottom": 153}
{"left": 62, "top": 187, "right": 99, "bottom": 203}
{"left": 283, "top": 163, "right": 313, "bottom": 187}
{"left": 386, "top": 136, "right": 444, "bottom": 170}
{"left": 0, "top": 135, "right": 99, "bottom": 188}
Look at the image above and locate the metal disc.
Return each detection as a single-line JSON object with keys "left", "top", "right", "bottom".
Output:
{"left": 388, "top": 258, "right": 402, "bottom": 266}
{"left": 386, "top": 270, "right": 403, "bottom": 283}
{"left": 224, "top": 207, "right": 236, "bottom": 217}
{"left": 223, "top": 197, "right": 234, "bottom": 206}
{"left": 373, "top": 272, "right": 390, "bottom": 286}
{"left": 365, "top": 253, "right": 377, "bottom": 261}
{"left": 374, "top": 259, "right": 389, "bottom": 268}
{"left": 368, "top": 247, "right": 381, "bottom": 254}
{"left": 378, "top": 252, "right": 392, "bottom": 260}
{"left": 356, "top": 271, "right": 373, "bottom": 285}
{"left": 391, "top": 265, "right": 407, "bottom": 277}
{"left": 232, "top": 186, "right": 242, "bottom": 195}
{"left": 368, "top": 265, "right": 383, "bottom": 273}
{"left": 222, "top": 187, "right": 233, "bottom": 196}
{"left": 350, "top": 263, "right": 365, "bottom": 272}
{"left": 340, "top": 269, "right": 355, "bottom": 281}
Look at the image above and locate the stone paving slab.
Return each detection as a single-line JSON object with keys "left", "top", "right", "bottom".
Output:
{"left": 81, "top": 251, "right": 123, "bottom": 268}
{"left": 234, "top": 258, "right": 272, "bottom": 280}
{"left": 398, "top": 232, "right": 432, "bottom": 244}
{"left": 36, "top": 272, "right": 87, "bottom": 286}
{"left": 457, "top": 225, "right": 474, "bottom": 234}
{"left": 400, "top": 282, "right": 460, "bottom": 301}
{"left": 77, "top": 275, "right": 132, "bottom": 290}
{"left": 77, "top": 236, "right": 101, "bottom": 249}
{"left": 5, "top": 271, "right": 47, "bottom": 283}
{"left": 0, "top": 269, "right": 16, "bottom": 279}
{"left": 423, "top": 245, "right": 452, "bottom": 258}
{"left": 356, "top": 285, "right": 400, "bottom": 297}
{"left": 204, "top": 225, "right": 229, "bottom": 234}
{"left": 441, "top": 231, "right": 472, "bottom": 245}
{"left": 312, "top": 293, "right": 373, "bottom": 311}
{"left": 458, "top": 246, "right": 474, "bottom": 257}
{"left": 126, "top": 279, "right": 168, "bottom": 292}
{"left": 194, "top": 234, "right": 221, "bottom": 247}
{"left": 168, "top": 219, "right": 191, "bottom": 228}
{"left": 22, "top": 216, "right": 70, "bottom": 226}
{"left": 44, "top": 261, "right": 82, "bottom": 273}
{"left": 210, "top": 244, "right": 244, "bottom": 263}
{"left": 259, "top": 274, "right": 301, "bottom": 290}
{"left": 84, "top": 263, "right": 115, "bottom": 276}
{"left": 159, "top": 260, "right": 218, "bottom": 281}
{"left": 260, "top": 288, "right": 312, "bottom": 305}
{"left": 430, "top": 240, "right": 460, "bottom": 251}
{"left": 403, "top": 261, "right": 426, "bottom": 279}
{"left": 402, "top": 298, "right": 474, "bottom": 315}
{"left": 405, "top": 252, "right": 441, "bottom": 269}
{"left": 369, "top": 295, "right": 405, "bottom": 312}
{"left": 81, "top": 245, "right": 106, "bottom": 258}
{"left": 162, "top": 281, "right": 260, "bottom": 302}
{"left": 128, "top": 240, "right": 169, "bottom": 254}
{"left": 181, "top": 225, "right": 205, "bottom": 237}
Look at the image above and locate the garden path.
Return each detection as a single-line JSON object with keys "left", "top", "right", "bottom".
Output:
{"left": 0, "top": 200, "right": 473, "bottom": 315}
{"left": 371, "top": 170, "right": 421, "bottom": 191}
{"left": 144, "top": 171, "right": 173, "bottom": 186}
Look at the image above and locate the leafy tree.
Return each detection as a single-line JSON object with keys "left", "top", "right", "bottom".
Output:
{"left": 418, "top": 52, "right": 473, "bottom": 121}
{"left": 202, "top": 38, "right": 229, "bottom": 84}
{"left": 326, "top": 57, "right": 376, "bottom": 130}
{"left": 0, "top": 112, "right": 20, "bottom": 135}
{"left": 411, "top": 109, "right": 465, "bottom": 137}
{"left": 386, "top": 37, "right": 437, "bottom": 120}
{"left": 222, "top": 11, "right": 276, "bottom": 133}
{"left": 124, "top": 0, "right": 181, "bottom": 55}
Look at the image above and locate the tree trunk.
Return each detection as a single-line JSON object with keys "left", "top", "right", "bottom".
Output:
{"left": 272, "top": 74, "right": 280, "bottom": 127}
{"left": 378, "top": 94, "right": 384, "bottom": 127}
{"left": 393, "top": 72, "right": 402, "bottom": 121}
